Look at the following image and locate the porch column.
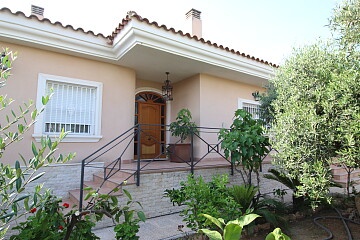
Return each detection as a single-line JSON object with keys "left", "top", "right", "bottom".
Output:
{"left": 166, "top": 100, "right": 171, "bottom": 144}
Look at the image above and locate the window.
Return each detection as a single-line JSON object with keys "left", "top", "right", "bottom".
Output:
{"left": 238, "top": 98, "right": 260, "bottom": 120}
{"left": 33, "top": 74, "right": 102, "bottom": 142}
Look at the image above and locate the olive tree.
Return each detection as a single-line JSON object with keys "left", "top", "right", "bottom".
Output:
{"left": 0, "top": 48, "right": 74, "bottom": 237}
{"left": 266, "top": 0, "right": 360, "bottom": 208}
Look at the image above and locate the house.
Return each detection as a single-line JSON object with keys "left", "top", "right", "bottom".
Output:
{"left": 0, "top": 6, "right": 277, "bottom": 215}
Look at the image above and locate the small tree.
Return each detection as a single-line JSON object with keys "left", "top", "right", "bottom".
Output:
{"left": 218, "top": 109, "right": 270, "bottom": 186}
{"left": 0, "top": 48, "right": 74, "bottom": 237}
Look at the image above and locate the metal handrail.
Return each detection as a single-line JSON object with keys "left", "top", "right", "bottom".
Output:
{"left": 79, "top": 125, "right": 139, "bottom": 211}
{"left": 78, "top": 124, "right": 270, "bottom": 211}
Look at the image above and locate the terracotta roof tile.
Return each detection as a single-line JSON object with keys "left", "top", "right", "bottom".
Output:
{"left": 0, "top": 7, "right": 278, "bottom": 67}
{"left": 0, "top": 7, "right": 108, "bottom": 39}
{"left": 111, "top": 12, "right": 278, "bottom": 67}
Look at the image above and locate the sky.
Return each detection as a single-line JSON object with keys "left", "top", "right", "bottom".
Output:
{"left": 1, "top": 0, "right": 341, "bottom": 64}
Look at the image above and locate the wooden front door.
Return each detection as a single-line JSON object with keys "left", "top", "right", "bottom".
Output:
{"left": 135, "top": 92, "right": 166, "bottom": 159}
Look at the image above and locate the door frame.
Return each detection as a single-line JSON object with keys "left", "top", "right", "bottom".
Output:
{"left": 134, "top": 88, "right": 171, "bottom": 159}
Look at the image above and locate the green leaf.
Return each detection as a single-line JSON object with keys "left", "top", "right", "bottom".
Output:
{"left": 13, "top": 194, "right": 30, "bottom": 203}
{"left": 24, "top": 196, "right": 29, "bottom": 210}
{"left": 31, "top": 109, "right": 37, "bottom": 120}
{"left": 0, "top": 212, "right": 15, "bottom": 220}
{"left": 17, "top": 124, "right": 24, "bottom": 133}
{"left": 15, "top": 168, "right": 22, "bottom": 178}
{"left": 42, "top": 95, "right": 50, "bottom": 105}
{"left": 110, "top": 196, "right": 118, "bottom": 206}
{"left": 200, "top": 214, "right": 224, "bottom": 231}
{"left": 237, "top": 214, "right": 260, "bottom": 227}
{"left": 265, "top": 228, "right": 291, "bottom": 240}
{"left": 198, "top": 229, "right": 222, "bottom": 240}
{"left": 28, "top": 172, "right": 45, "bottom": 183}
{"left": 15, "top": 160, "right": 20, "bottom": 170}
{"left": 31, "top": 142, "right": 38, "bottom": 156}
{"left": 15, "top": 177, "right": 22, "bottom": 192}
{"left": 137, "top": 211, "right": 146, "bottom": 222}
{"left": 123, "top": 189, "right": 132, "bottom": 200}
{"left": 223, "top": 223, "right": 242, "bottom": 240}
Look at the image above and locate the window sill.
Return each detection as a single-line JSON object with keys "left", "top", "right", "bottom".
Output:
{"left": 32, "top": 134, "right": 102, "bottom": 143}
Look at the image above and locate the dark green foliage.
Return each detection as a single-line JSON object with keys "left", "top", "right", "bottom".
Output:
{"left": 218, "top": 109, "right": 270, "bottom": 185}
{"left": 11, "top": 188, "right": 146, "bottom": 240}
{"left": 169, "top": 108, "right": 198, "bottom": 142}
{"left": 229, "top": 185, "right": 258, "bottom": 211}
{"left": 269, "top": 0, "right": 360, "bottom": 208}
{"left": 264, "top": 169, "right": 305, "bottom": 211}
{"left": 259, "top": 83, "right": 277, "bottom": 126}
{"left": 164, "top": 175, "right": 241, "bottom": 231}
{"left": 10, "top": 192, "right": 98, "bottom": 240}
{"left": 165, "top": 175, "right": 286, "bottom": 233}
{"left": 229, "top": 184, "right": 286, "bottom": 228}
{"left": 263, "top": 169, "right": 300, "bottom": 192}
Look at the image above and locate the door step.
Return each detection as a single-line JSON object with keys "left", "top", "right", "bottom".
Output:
{"left": 331, "top": 165, "right": 360, "bottom": 188}
{"left": 68, "top": 170, "right": 136, "bottom": 209}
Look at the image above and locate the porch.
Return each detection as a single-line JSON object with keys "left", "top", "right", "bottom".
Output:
{"left": 60, "top": 122, "right": 281, "bottom": 216}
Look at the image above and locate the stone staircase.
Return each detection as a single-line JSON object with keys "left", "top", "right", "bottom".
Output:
{"left": 331, "top": 164, "right": 360, "bottom": 188}
{"left": 64, "top": 169, "right": 137, "bottom": 209}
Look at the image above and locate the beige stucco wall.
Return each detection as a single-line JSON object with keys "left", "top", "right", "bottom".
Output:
{"left": 136, "top": 79, "right": 162, "bottom": 90}
{"left": 196, "top": 74, "right": 265, "bottom": 160}
{"left": 0, "top": 42, "right": 136, "bottom": 165}
{"left": 171, "top": 74, "right": 200, "bottom": 123}
{"left": 169, "top": 74, "right": 200, "bottom": 143}
{"left": 199, "top": 74, "right": 263, "bottom": 128}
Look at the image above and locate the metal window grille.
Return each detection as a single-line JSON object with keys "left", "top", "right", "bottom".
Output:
{"left": 44, "top": 81, "right": 96, "bottom": 134}
{"left": 242, "top": 102, "right": 260, "bottom": 120}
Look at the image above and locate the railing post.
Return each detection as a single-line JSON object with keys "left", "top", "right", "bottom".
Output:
{"left": 190, "top": 127, "right": 194, "bottom": 174}
{"left": 79, "top": 160, "right": 85, "bottom": 211}
{"left": 136, "top": 124, "right": 141, "bottom": 186}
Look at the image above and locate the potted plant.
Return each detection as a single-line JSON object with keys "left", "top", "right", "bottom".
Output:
{"left": 168, "top": 108, "right": 198, "bottom": 163}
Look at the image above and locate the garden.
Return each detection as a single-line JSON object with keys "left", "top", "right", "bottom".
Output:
{"left": 0, "top": 0, "right": 360, "bottom": 239}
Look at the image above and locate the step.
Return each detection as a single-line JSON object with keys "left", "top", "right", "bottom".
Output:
{"left": 83, "top": 181, "right": 123, "bottom": 196}
{"left": 68, "top": 189, "right": 88, "bottom": 208}
{"left": 331, "top": 165, "right": 360, "bottom": 175}
{"left": 60, "top": 197, "right": 79, "bottom": 214}
{"left": 333, "top": 177, "right": 360, "bottom": 188}
{"left": 93, "top": 171, "right": 136, "bottom": 189}
{"left": 332, "top": 171, "right": 360, "bottom": 181}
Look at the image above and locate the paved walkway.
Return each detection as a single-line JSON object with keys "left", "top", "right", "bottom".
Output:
{"left": 93, "top": 213, "right": 193, "bottom": 240}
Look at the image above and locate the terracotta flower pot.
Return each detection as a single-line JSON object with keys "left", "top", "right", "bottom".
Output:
{"left": 168, "top": 143, "right": 191, "bottom": 163}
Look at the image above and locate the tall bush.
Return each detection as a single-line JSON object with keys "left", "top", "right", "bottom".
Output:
{"left": 270, "top": 42, "right": 360, "bottom": 207}
{"left": 218, "top": 109, "right": 270, "bottom": 186}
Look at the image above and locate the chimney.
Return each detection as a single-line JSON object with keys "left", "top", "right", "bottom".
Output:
{"left": 31, "top": 5, "right": 44, "bottom": 20}
{"left": 185, "top": 9, "right": 202, "bottom": 38}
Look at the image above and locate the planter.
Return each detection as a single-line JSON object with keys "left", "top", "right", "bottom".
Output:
{"left": 168, "top": 143, "right": 191, "bottom": 163}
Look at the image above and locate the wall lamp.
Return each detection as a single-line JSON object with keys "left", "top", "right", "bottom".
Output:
{"left": 252, "top": 91, "right": 260, "bottom": 101}
{"left": 162, "top": 72, "right": 173, "bottom": 101}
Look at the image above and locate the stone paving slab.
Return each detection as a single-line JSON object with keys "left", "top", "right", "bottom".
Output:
{"left": 93, "top": 212, "right": 193, "bottom": 240}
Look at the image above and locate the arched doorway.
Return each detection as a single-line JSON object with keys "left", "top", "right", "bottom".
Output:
{"left": 134, "top": 92, "right": 166, "bottom": 159}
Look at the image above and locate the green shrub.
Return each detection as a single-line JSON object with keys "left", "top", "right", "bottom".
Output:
{"left": 218, "top": 109, "right": 269, "bottom": 186}
{"left": 164, "top": 174, "right": 241, "bottom": 231}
